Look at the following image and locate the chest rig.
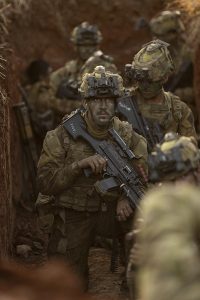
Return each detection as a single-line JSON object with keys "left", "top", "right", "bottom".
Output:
{"left": 137, "top": 92, "right": 182, "bottom": 131}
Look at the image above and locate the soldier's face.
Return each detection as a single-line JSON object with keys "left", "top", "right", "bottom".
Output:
{"left": 138, "top": 79, "right": 163, "bottom": 99}
{"left": 87, "top": 98, "right": 116, "bottom": 128}
{"left": 76, "top": 44, "right": 98, "bottom": 60}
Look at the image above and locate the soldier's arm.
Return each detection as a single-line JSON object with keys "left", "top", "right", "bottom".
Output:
{"left": 179, "top": 102, "right": 197, "bottom": 138}
{"left": 50, "top": 66, "right": 70, "bottom": 93}
{"left": 37, "top": 127, "right": 81, "bottom": 195}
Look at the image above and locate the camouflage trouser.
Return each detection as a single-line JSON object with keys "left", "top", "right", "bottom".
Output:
{"left": 48, "top": 207, "right": 99, "bottom": 289}
{"left": 48, "top": 205, "right": 135, "bottom": 290}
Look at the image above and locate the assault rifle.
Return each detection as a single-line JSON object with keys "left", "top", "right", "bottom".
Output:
{"left": 13, "top": 101, "right": 38, "bottom": 204}
{"left": 63, "top": 110, "right": 144, "bottom": 209}
{"left": 117, "top": 96, "right": 163, "bottom": 152}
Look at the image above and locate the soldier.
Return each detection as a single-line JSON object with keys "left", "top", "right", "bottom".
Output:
{"left": 37, "top": 66, "right": 147, "bottom": 290}
{"left": 24, "top": 59, "right": 56, "bottom": 147}
{"left": 149, "top": 10, "right": 199, "bottom": 129}
{"left": 148, "top": 132, "right": 200, "bottom": 184}
{"left": 136, "top": 184, "right": 200, "bottom": 300}
{"left": 49, "top": 22, "right": 118, "bottom": 117}
{"left": 127, "top": 132, "right": 200, "bottom": 299}
{"left": 25, "top": 60, "right": 53, "bottom": 114}
{"left": 123, "top": 40, "right": 196, "bottom": 145}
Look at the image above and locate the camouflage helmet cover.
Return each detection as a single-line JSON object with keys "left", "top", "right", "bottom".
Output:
{"left": 149, "top": 132, "right": 200, "bottom": 182}
{"left": 132, "top": 39, "right": 174, "bottom": 82}
{"left": 71, "top": 21, "right": 102, "bottom": 45}
{"left": 79, "top": 65, "right": 124, "bottom": 99}
{"left": 150, "top": 10, "right": 185, "bottom": 37}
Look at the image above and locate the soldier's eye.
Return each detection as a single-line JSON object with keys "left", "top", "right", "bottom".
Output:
{"left": 93, "top": 99, "right": 101, "bottom": 104}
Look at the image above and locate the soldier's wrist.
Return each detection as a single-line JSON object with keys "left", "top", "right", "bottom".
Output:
{"left": 71, "top": 161, "right": 82, "bottom": 174}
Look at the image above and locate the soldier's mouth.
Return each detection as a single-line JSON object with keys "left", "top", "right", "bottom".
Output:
{"left": 98, "top": 112, "right": 109, "bottom": 116}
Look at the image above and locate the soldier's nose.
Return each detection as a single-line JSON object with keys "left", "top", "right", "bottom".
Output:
{"left": 100, "top": 100, "right": 107, "bottom": 108}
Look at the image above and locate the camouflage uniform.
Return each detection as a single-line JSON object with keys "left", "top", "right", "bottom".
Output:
{"left": 37, "top": 67, "right": 148, "bottom": 288}
{"left": 26, "top": 80, "right": 54, "bottom": 113}
{"left": 136, "top": 90, "right": 196, "bottom": 137}
{"left": 50, "top": 22, "right": 118, "bottom": 118}
{"left": 137, "top": 184, "right": 200, "bottom": 300}
{"left": 127, "top": 133, "right": 200, "bottom": 299}
{"left": 25, "top": 79, "right": 56, "bottom": 150}
{"left": 150, "top": 11, "right": 198, "bottom": 128}
{"left": 130, "top": 40, "right": 197, "bottom": 138}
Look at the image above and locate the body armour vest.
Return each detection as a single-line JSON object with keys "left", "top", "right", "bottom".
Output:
{"left": 54, "top": 116, "right": 143, "bottom": 212}
{"left": 137, "top": 91, "right": 184, "bottom": 134}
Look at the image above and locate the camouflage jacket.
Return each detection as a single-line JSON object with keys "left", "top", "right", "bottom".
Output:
{"left": 37, "top": 115, "right": 148, "bottom": 212}
{"left": 26, "top": 80, "right": 55, "bottom": 114}
{"left": 135, "top": 90, "right": 197, "bottom": 138}
{"left": 25, "top": 81, "right": 56, "bottom": 136}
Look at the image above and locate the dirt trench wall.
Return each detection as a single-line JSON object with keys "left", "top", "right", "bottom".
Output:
{"left": 9, "top": 0, "right": 164, "bottom": 76}
{"left": 0, "top": 47, "right": 20, "bottom": 257}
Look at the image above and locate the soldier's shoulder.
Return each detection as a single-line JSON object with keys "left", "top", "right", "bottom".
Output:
{"left": 165, "top": 91, "right": 188, "bottom": 110}
{"left": 113, "top": 116, "right": 146, "bottom": 145}
{"left": 82, "top": 50, "right": 117, "bottom": 73}
{"left": 64, "top": 59, "right": 79, "bottom": 71}
{"left": 44, "top": 120, "right": 70, "bottom": 146}
{"left": 44, "top": 125, "right": 62, "bottom": 141}
{"left": 113, "top": 116, "right": 132, "bottom": 136}
{"left": 93, "top": 50, "right": 114, "bottom": 63}
{"left": 165, "top": 92, "right": 192, "bottom": 124}
{"left": 50, "top": 59, "right": 78, "bottom": 79}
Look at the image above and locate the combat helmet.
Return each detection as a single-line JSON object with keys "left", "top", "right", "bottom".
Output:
{"left": 71, "top": 22, "right": 102, "bottom": 45}
{"left": 79, "top": 66, "right": 124, "bottom": 99}
{"left": 132, "top": 39, "right": 174, "bottom": 83}
{"left": 150, "top": 10, "right": 185, "bottom": 38}
{"left": 148, "top": 132, "right": 200, "bottom": 182}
